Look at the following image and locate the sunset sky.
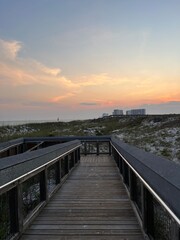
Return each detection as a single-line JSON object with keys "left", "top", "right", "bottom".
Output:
{"left": 0, "top": 0, "right": 180, "bottom": 120}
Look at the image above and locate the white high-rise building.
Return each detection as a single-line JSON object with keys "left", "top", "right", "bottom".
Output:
{"left": 126, "top": 109, "right": 146, "bottom": 115}
{"left": 112, "top": 109, "right": 123, "bottom": 115}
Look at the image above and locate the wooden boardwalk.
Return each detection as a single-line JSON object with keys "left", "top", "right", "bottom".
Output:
{"left": 21, "top": 155, "right": 144, "bottom": 240}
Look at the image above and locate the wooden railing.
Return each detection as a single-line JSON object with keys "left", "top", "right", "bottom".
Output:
{"left": 0, "top": 138, "right": 24, "bottom": 158}
{"left": 0, "top": 136, "right": 180, "bottom": 240}
{"left": 111, "top": 136, "right": 180, "bottom": 240}
{"left": 0, "top": 140, "right": 81, "bottom": 240}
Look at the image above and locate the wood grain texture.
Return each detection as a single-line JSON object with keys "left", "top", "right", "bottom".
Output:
{"left": 21, "top": 155, "right": 144, "bottom": 240}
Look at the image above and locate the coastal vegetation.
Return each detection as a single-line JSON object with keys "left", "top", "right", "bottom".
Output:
{"left": 0, "top": 114, "right": 180, "bottom": 163}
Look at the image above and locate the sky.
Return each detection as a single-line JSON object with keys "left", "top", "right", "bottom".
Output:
{"left": 0, "top": 0, "right": 180, "bottom": 121}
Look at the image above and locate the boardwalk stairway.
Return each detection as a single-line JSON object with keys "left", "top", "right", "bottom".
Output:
{"left": 20, "top": 155, "right": 144, "bottom": 240}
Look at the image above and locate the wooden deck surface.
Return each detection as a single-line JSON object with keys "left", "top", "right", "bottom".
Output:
{"left": 21, "top": 155, "right": 144, "bottom": 240}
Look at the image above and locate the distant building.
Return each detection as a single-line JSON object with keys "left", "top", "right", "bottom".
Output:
{"left": 112, "top": 109, "right": 123, "bottom": 116}
{"left": 126, "top": 109, "right": 146, "bottom": 115}
{"left": 102, "top": 113, "right": 109, "bottom": 117}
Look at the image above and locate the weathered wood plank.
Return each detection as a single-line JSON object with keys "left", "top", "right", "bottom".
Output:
{"left": 29, "top": 224, "right": 141, "bottom": 230}
{"left": 35, "top": 216, "right": 138, "bottom": 221}
{"left": 21, "top": 155, "right": 144, "bottom": 239}
{"left": 23, "top": 229, "right": 141, "bottom": 235}
{"left": 21, "top": 235, "right": 144, "bottom": 240}
{"left": 33, "top": 220, "right": 138, "bottom": 225}
{"left": 24, "top": 228, "right": 143, "bottom": 235}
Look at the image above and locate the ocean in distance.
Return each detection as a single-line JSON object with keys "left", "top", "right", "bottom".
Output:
{"left": 0, "top": 120, "right": 60, "bottom": 126}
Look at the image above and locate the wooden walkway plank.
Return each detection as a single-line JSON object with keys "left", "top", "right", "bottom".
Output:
{"left": 21, "top": 155, "right": 144, "bottom": 240}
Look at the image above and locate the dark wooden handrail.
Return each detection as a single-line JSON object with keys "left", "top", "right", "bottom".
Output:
{"left": 111, "top": 136, "right": 180, "bottom": 239}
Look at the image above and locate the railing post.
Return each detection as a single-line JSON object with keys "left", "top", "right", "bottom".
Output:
{"left": 84, "top": 142, "right": 87, "bottom": 155}
{"left": 60, "top": 158, "right": 65, "bottom": 179}
{"left": 65, "top": 155, "right": 69, "bottom": 174}
{"left": 56, "top": 161, "right": 61, "bottom": 185}
{"left": 142, "top": 187, "right": 154, "bottom": 237}
{"left": 122, "top": 161, "right": 129, "bottom": 186}
{"left": 78, "top": 147, "right": 81, "bottom": 161}
{"left": 75, "top": 149, "right": 77, "bottom": 164}
{"left": 72, "top": 151, "right": 75, "bottom": 166}
{"left": 97, "top": 141, "right": 99, "bottom": 155}
{"left": 16, "top": 145, "right": 19, "bottom": 154}
{"left": 119, "top": 156, "right": 122, "bottom": 174}
{"left": 7, "top": 149, "right": 10, "bottom": 157}
{"left": 68, "top": 154, "right": 71, "bottom": 171}
{"left": 19, "top": 143, "right": 24, "bottom": 153}
{"left": 112, "top": 146, "right": 115, "bottom": 158}
{"left": 129, "top": 169, "right": 135, "bottom": 201}
{"left": 68, "top": 154, "right": 70, "bottom": 170}
{"left": 40, "top": 170, "right": 48, "bottom": 201}
{"left": 116, "top": 154, "right": 120, "bottom": 168}
{"left": 69, "top": 152, "right": 74, "bottom": 170}
{"left": 17, "top": 184, "right": 23, "bottom": 233}
{"left": 9, "top": 187, "right": 19, "bottom": 234}
{"left": 142, "top": 185, "right": 147, "bottom": 233}
{"left": 109, "top": 142, "right": 112, "bottom": 155}
{"left": 22, "top": 143, "right": 27, "bottom": 152}
{"left": 114, "top": 150, "right": 118, "bottom": 166}
{"left": 76, "top": 148, "right": 80, "bottom": 163}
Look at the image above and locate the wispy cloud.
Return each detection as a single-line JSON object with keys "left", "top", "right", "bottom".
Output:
{"left": 50, "top": 93, "right": 76, "bottom": 103}
{"left": 77, "top": 73, "right": 130, "bottom": 87}
{"left": 0, "top": 39, "right": 78, "bottom": 92}
{"left": 80, "top": 102, "right": 99, "bottom": 106}
{"left": 0, "top": 39, "right": 22, "bottom": 59}
{"left": 30, "top": 60, "right": 61, "bottom": 76}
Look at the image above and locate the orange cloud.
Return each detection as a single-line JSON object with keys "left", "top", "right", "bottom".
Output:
{"left": 0, "top": 39, "right": 78, "bottom": 89}
{"left": 50, "top": 93, "right": 76, "bottom": 103}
